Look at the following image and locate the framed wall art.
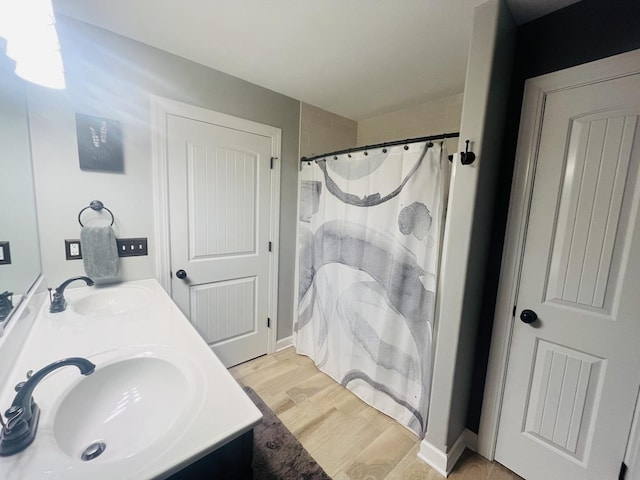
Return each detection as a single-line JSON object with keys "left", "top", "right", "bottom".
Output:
{"left": 76, "top": 113, "right": 124, "bottom": 172}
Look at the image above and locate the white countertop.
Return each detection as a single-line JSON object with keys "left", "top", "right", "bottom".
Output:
{"left": 0, "top": 278, "right": 262, "bottom": 479}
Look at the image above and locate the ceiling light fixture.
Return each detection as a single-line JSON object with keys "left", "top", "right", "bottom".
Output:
{"left": 0, "top": 0, "right": 66, "bottom": 89}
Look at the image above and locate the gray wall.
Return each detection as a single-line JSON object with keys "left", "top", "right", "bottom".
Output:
{"left": 299, "top": 102, "right": 357, "bottom": 158}
{"left": 424, "top": 0, "right": 515, "bottom": 453}
{"left": 28, "top": 16, "right": 300, "bottom": 340}
{"left": 357, "top": 93, "right": 463, "bottom": 154}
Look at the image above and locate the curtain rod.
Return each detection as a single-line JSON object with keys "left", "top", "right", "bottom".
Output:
{"left": 299, "top": 132, "right": 460, "bottom": 164}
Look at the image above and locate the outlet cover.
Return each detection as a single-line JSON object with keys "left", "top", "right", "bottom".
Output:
{"left": 0, "top": 242, "right": 11, "bottom": 265}
{"left": 65, "top": 239, "right": 83, "bottom": 260}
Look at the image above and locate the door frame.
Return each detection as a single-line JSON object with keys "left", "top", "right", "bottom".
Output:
{"left": 150, "top": 95, "right": 282, "bottom": 355}
{"left": 477, "top": 49, "right": 640, "bottom": 460}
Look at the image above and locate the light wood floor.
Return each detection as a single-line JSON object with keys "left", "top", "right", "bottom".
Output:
{"left": 229, "top": 347, "right": 521, "bottom": 480}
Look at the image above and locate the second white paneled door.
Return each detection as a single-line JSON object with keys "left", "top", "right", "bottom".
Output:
{"left": 495, "top": 52, "right": 640, "bottom": 479}
{"left": 167, "top": 109, "right": 280, "bottom": 368}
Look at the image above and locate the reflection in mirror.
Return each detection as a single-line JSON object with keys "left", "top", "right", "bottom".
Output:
{"left": 0, "top": 44, "right": 42, "bottom": 331}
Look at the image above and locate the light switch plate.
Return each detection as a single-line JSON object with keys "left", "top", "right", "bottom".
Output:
{"left": 116, "top": 238, "right": 148, "bottom": 257}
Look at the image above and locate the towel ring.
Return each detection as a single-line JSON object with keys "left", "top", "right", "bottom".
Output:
{"left": 78, "top": 200, "right": 115, "bottom": 227}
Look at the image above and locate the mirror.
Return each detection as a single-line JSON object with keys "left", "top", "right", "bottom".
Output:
{"left": 0, "top": 46, "right": 42, "bottom": 328}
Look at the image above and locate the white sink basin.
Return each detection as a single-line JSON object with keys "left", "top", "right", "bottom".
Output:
{"left": 0, "top": 279, "right": 262, "bottom": 480}
{"left": 53, "top": 349, "right": 205, "bottom": 463}
{"left": 71, "top": 286, "right": 151, "bottom": 316}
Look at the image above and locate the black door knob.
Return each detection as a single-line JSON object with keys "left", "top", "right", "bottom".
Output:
{"left": 520, "top": 309, "right": 538, "bottom": 324}
{"left": 176, "top": 269, "right": 187, "bottom": 280}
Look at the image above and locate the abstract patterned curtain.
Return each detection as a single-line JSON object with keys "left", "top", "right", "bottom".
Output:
{"left": 295, "top": 141, "right": 449, "bottom": 436}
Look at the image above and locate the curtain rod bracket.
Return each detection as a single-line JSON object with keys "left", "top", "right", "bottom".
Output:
{"left": 460, "top": 139, "right": 476, "bottom": 165}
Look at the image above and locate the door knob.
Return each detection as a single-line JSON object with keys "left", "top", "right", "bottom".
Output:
{"left": 176, "top": 269, "right": 187, "bottom": 280}
{"left": 520, "top": 309, "right": 538, "bottom": 324}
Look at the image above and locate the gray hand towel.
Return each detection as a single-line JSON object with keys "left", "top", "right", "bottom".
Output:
{"left": 80, "top": 226, "right": 120, "bottom": 280}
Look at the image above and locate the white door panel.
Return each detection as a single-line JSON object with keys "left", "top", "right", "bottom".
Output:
{"left": 496, "top": 70, "right": 640, "bottom": 479}
{"left": 167, "top": 113, "right": 276, "bottom": 367}
{"left": 190, "top": 277, "right": 256, "bottom": 342}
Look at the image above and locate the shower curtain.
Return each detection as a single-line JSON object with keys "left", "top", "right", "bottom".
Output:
{"left": 295, "top": 140, "right": 449, "bottom": 436}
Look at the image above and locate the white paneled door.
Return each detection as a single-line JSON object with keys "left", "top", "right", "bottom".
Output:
{"left": 167, "top": 111, "right": 280, "bottom": 368}
{"left": 495, "top": 59, "right": 640, "bottom": 479}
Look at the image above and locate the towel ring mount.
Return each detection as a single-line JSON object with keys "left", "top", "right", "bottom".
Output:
{"left": 78, "top": 200, "right": 115, "bottom": 227}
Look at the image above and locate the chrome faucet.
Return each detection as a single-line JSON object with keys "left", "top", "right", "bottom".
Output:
{"left": 0, "top": 357, "right": 96, "bottom": 456}
{"left": 49, "top": 276, "right": 95, "bottom": 313}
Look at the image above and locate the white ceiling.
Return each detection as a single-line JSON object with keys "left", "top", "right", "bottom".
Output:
{"left": 52, "top": 0, "right": 581, "bottom": 120}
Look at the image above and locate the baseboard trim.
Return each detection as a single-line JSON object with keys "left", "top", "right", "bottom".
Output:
{"left": 418, "top": 429, "right": 476, "bottom": 477}
{"left": 465, "top": 430, "right": 478, "bottom": 452}
{"left": 275, "top": 336, "right": 293, "bottom": 351}
{"left": 418, "top": 438, "right": 449, "bottom": 477}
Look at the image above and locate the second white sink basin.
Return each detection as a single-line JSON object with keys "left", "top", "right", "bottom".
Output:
{"left": 53, "top": 349, "right": 205, "bottom": 463}
{"left": 71, "top": 286, "right": 151, "bottom": 316}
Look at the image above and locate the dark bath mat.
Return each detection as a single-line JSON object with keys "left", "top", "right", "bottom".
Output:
{"left": 244, "top": 386, "right": 332, "bottom": 480}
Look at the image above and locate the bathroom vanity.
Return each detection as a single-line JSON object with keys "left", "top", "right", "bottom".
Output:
{"left": 0, "top": 278, "right": 262, "bottom": 479}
